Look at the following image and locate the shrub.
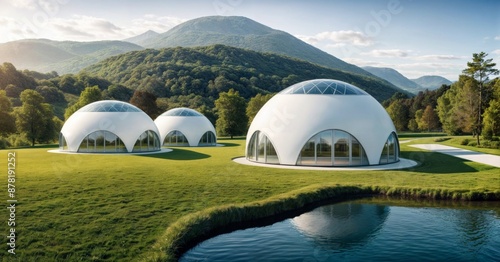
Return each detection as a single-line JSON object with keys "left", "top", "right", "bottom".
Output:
{"left": 434, "top": 137, "right": 450, "bottom": 142}
{"left": 460, "top": 138, "right": 470, "bottom": 145}
{"left": 467, "top": 141, "right": 478, "bottom": 147}
{"left": 0, "top": 137, "right": 10, "bottom": 149}
{"left": 8, "top": 134, "right": 31, "bottom": 147}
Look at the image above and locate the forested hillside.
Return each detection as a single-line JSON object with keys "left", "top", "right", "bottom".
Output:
{"left": 83, "top": 44, "right": 405, "bottom": 102}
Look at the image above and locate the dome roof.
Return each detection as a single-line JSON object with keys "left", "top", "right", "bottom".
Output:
{"left": 161, "top": 107, "right": 203, "bottom": 117}
{"left": 60, "top": 100, "right": 160, "bottom": 153}
{"left": 155, "top": 108, "right": 216, "bottom": 147}
{"left": 246, "top": 79, "right": 398, "bottom": 166}
{"left": 280, "top": 79, "right": 368, "bottom": 95}
{"left": 77, "top": 100, "right": 142, "bottom": 112}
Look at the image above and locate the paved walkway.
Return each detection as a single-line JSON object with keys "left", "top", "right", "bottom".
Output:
{"left": 409, "top": 144, "right": 500, "bottom": 168}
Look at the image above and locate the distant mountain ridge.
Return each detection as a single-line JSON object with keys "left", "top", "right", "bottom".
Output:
{"left": 0, "top": 39, "right": 143, "bottom": 74}
{"left": 362, "top": 66, "right": 425, "bottom": 94}
{"left": 138, "top": 16, "right": 377, "bottom": 78}
{"left": 411, "top": 75, "right": 452, "bottom": 90}
{"left": 124, "top": 30, "right": 159, "bottom": 46}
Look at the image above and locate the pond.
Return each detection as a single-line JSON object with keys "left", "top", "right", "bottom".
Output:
{"left": 180, "top": 198, "right": 500, "bottom": 261}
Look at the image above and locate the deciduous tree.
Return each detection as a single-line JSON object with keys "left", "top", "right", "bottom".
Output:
{"left": 64, "top": 86, "right": 102, "bottom": 119}
{"left": 0, "top": 90, "right": 16, "bottom": 136}
{"left": 215, "top": 89, "right": 248, "bottom": 138}
{"left": 246, "top": 93, "right": 274, "bottom": 127}
{"left": 15, "top": 90, "right": 56, "bottom": 146}
{"left": 129, "top": 90, "right": 161, "bottom": 119}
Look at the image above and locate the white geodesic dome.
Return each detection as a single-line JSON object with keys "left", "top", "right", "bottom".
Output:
{"left": 246, "top": 79, "right": 399, "bottom": 166}
{"left": 154, "top": 108, "right": 217, "bottom": 147}
{"left": 59, "top": 100, "right": 161, "bottom": 153}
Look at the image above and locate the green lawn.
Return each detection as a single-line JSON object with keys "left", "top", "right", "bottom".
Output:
{"left": 1, "top": 138, "right": 499, "bottom": 261}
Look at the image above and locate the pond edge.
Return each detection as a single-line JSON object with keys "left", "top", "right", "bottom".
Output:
{"left": 140, "top": 184, "right": 500, "bottom": 261}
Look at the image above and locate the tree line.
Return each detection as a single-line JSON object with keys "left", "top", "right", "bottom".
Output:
{"left": 0, "top": 52, "right": 498, "bottom": 149}
{"left": 384, "top": 52, "right": 499, "bottom": 147}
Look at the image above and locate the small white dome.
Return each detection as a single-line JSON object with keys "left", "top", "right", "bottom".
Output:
{"left": 59, "top": 100, "right": 161, "bottom": 153}
{"left": 154, "top": 108, "right": 217, "bottom": 147}
{"left": 246, "top": 79, "right": 399, "bottom": 166}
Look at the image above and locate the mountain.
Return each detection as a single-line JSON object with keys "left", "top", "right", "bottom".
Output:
{"left": 411, "top": 75, "right": 452, "bottom": 90}
{"left": 83, "top": 45, "right": 405, "bottom": 102}
{"left": 362, "top": 66, "right": 425, "bottom": 94}
{"left": 0, "top": 39, "right": 143, "bottom": 74}
{"left": 140, "top": 16, "right": 378, "bottom": 78}
{"left": 124, "top": 30, "right": 159, "bottom": 46}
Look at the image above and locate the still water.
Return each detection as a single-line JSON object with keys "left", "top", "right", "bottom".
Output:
{"left": 180, "top": 199, "right": 500, "bottom": 262}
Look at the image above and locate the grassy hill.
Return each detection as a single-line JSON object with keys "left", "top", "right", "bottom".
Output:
{"left": 83, "top": 44, "right": 407, "bottom": 102}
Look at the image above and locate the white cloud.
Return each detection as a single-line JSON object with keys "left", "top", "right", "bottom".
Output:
{"left": 492, "top": 49, "right": 500, "bottom": 55}
{"left": 495, "top": 36, "right": 500, "bottom": 41}
{"left": 296, "top": 30, "right": 373, "bottom": 47}
{"left": 49, "top": 15, "right": 124, "bottom": 40}
{"left": 415, "top": 54, "right": 464, "bottom": 60}
{"left": 364, "top": 49, "right": 410, "bottom": 58}
{"left": 7, "top": 0, "right": 37, "bottom": 10}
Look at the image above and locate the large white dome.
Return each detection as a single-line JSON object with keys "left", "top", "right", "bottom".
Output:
{"left": 154, "top": 108, "right": 217, "bottom": 147}
{"left": 59, "top": 100, "right": 161, "bottom": 153}
{"left": 246, "top": 79, "right": 399, "bottom": 166}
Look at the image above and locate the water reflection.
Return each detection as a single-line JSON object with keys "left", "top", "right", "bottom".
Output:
{"left": 180, "top": 199, "right": 500, "bottom": 262}
{"left": 292, "top": 203, "right": 389, "bottom": 249}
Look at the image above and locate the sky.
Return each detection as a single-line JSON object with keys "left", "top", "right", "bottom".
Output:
{"left": 0, "top": 0, "right": 499, "bottom": 81}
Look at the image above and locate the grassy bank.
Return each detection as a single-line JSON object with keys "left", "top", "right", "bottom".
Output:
{"left": 0, "top": 138, "right": 498, "bottom": 261}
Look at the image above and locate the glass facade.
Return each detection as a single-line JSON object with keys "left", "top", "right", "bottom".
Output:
{"left": 161, "top": 108, "right": 203, "bottom": 117}
{"left": 247, "top": 131, "right": 279, "bottom": 164}
{"left": 279, "top": 79, "right": 368, "bottom": 95}
{"left": 132, "top": 130, "right": 161, "bottom": 152}
{"left": 163, "top": 130, "right": 189, "bottom": 146}
{"left": 78, "top": 130, "right": 127, "bottom": 153}
{"left": 77, "top": 101, "right": 141, "bottom": 113}
{"left": 297, "top": 130, "right": 369, "bottom": 166}
{"left": 379, "top": 132, "right": 399, "bottom": 164}
{"left": 59, "top": 133, "right": 68, "bottom": 151}
{"left": 198, "top": 131, "right": 216, "bottom": 146}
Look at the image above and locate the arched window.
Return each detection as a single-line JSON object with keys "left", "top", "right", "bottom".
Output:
{"left": 198, "top": 131, "right": 216, "bottom": 146}
{"left": 163, "top": 130, "right": 189, "bottom": 146}
{"left": 379, "top": 132, "right": 399, "bottom": 164}
{"left": 246, "top": 131, "right": 279, "bottom": 164}
{"left": 133, "top": 130, "right": 161, "bottom": 152}
{"left": 78, "top": 131, "right": 127, "bottom": 153}
{"left": 297, "top": 130, "right": 369, "bottom": 166}
{"left": 59, "top": 133, "right": 68, "bottom": 151}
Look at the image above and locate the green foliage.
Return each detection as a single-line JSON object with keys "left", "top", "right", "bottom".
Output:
{"left": 0, "top": 62, "right": 37, "bottom": 90}
{"left": 0, "top": 90, "right": 16, "bottom": 136}
{"left": 215, "top": 89, "right": 248, "bottom": 138}
{"left": 15, "top": 89, "right": 57, "bottom": 146}
{"left": 35, "top": 85, "right": 66, "bottom": 103}
{"left": 418, "top": 105, "right": 440, "bottom": 131}
{"left": 385, "top": 99, "right": 409, "bottom": 131}
{"left": 461, "top": 138, "right": 470, "bottom": 145}
{"left": 246, "top": 93, "right": 274, "bottom": 126}
{"left": 129, "top": 90, "right": 161, "bottom": 119}
{"left": 83, "top": 45, "right": 402, "bottom": 102}
{"left": 103, "top": 84, "right": 134, "bottom": 101}
{"left": 64, "top": 86, "right": 102, "bottom": 119}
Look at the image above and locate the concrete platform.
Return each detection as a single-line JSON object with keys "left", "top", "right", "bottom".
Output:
{"left": 233, "top": 157, "right": 418, "bottom": 171}
{"left": 410, "top": 144, "right": 500, "bottom": 168}
{"left": 48, "top": 148, "right": 173, "bottom": 155}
